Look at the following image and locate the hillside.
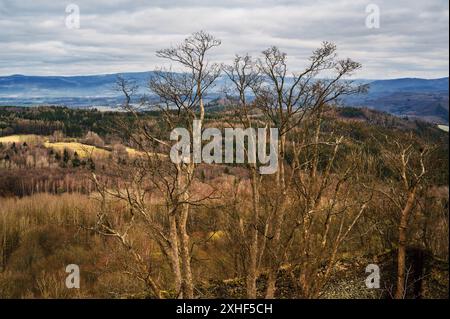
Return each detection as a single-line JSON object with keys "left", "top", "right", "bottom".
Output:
{"left": 0, "top": 73, "right": 448, "bottom": 124}
{"left": 343, "top": 77, "right": 449, "bottom": 124}
{"left": 0, "top": 105, "right": 448, "bottom": 298}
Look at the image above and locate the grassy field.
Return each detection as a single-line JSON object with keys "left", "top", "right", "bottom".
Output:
{"left": 0, "top": 134, "right": 163, "bottom": 158}
{"left": 43, "top": 141, "right": 110, "bottom": 158}
{"left": 0, "top": 134, "right": 44, "bottom": 144}
{"left": 1, "top": 134, "right": 111, "bottom": 158}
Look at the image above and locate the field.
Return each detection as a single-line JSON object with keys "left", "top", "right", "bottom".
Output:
{"left": 0, "top": 134, "right": 44, "bottom": 144}
{"left": 0, "top": 134, "right": 139, "bottom": 158}
{"left": 43, "top": 141, "right": 110, "bottom": 158}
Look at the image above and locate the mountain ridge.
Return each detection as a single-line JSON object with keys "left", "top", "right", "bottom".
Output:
{"left": 0, "top": 73, "right": 448, "bottom": 124}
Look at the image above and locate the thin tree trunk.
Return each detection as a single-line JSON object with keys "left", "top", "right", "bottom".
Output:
{"left": 265, "top": 134, "right": 286, "bottom": 299}
{"left": 247, "top": 168, "right": 260, "bottom": 298}
{"left": 395, "top": 187, "right": 417, "bottom": 299}
{"left": 168, "top": 214, "right": 183, "bottom": 298}
{"left": 179, "top": 198, "right": 194, "bottom": 298}
{"left": 311, "top": 106, "right": 322, "bottom": 179}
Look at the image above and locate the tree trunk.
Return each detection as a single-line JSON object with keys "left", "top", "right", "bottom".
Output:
{"left": 168, "top": 214, "right": 183, "bottom": 298}
{"left": 179, "top": 199, "right": 194, "bottom": 298}
{"left": 395, "top": 187, "right": 417, "bottom": 299}
{"left": 247, "top": 168, "right": 260, "bottom": 298}
{"left": 265, "top": 134, "right": 286, "bottom": 299}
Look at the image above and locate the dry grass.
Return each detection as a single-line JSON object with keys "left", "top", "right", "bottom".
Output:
{"left": 0, "top": 193, "right": 169, "bottom": 298}
{"left": 125, "top": 147, "right": 167, "bottom": 158}
{"left": 0, "top": 193, "right": 105, "bottom": 298}
{"left": 0, "top": 193, "right": 96, "bottom": 226}
{"left": 0, "top": 134, "right": 157, "bottom": 159}
{"left": 0, "top": 134, "right": 44, "bottom": 144}
{"left": 44, "top": 141, "right": 110, "bottom": 158}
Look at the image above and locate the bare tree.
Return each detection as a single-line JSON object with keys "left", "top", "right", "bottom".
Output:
{"left": 288, "top": 126, "right": 372, "bottom": 297}
{"left": 374, "top": 136, "right": 432, "bottom": 299}
{"left": 254, "top": 43, "right": 365, "bottom": 298}
{"left": 223, "top": 54, "right": 265, "bottom": 298}
{"left": 150, "top": 31, "right": 221, "bottom": 298}
{"left": 89, "top": 32, "right": 221, "bottom": 298}
{"left": 88, "top": 77, "right": 170, "bottom": 298}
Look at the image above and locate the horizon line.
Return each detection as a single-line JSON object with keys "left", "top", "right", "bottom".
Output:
{"left": 0, "top": 71, "right": 449, "bottom": 82}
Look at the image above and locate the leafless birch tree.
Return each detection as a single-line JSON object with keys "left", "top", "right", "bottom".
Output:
{"left": 254, "top": 43, "right": 365, "bottom": 298}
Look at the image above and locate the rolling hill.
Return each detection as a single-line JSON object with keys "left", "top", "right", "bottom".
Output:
{"left": 343, "top": 77, "right": 449, "bottom": 124}
{"left": 0, "top": 73, "right": 448, "bottom": 123}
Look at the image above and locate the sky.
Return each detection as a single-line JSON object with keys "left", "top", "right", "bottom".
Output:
{"left": 0, "top": 0, "right": 448, "bottom": 79}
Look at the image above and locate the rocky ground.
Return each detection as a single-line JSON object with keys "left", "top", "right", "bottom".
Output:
{"left": 198, "top": 248, "right": 448, "bottom": 299}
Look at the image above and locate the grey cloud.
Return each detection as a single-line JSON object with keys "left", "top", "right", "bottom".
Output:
{"left": 0, "top": 0, "right": 448, "bottom": 78}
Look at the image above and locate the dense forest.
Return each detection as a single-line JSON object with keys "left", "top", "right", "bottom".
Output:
{"left": 0, "top": 106, "right": 137, "bottom": 138}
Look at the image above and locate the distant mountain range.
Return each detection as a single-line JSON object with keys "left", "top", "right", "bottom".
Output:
{"left": 0, "top": 71, "right": 152, "bottom": 101}
{"left": 343, "top": 77, "right": 449, "bottom": 124}
{"left": 0, "top": 72, "right": 448, "bottom": 124}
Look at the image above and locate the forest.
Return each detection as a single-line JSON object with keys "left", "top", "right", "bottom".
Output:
{"left": 0, "top": 32, "right": 448, "bottom": 299}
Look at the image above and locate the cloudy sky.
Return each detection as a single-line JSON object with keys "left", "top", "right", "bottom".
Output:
{"left": 0, "top": 0, "right": 448, "bottom": 79}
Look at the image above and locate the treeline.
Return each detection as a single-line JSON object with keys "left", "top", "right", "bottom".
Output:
{"left": 0, "top": 106, "right": 137, "bottom": 138}
{"left": 0, "top": 168, "right": 95, "bottom": 197}
{"left": 0, "top": 140, "right": 99, "bottom": 197}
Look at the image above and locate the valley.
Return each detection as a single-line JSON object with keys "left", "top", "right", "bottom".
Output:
{"left": 0, "top": 105, "right": 448, "bottom": 298}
